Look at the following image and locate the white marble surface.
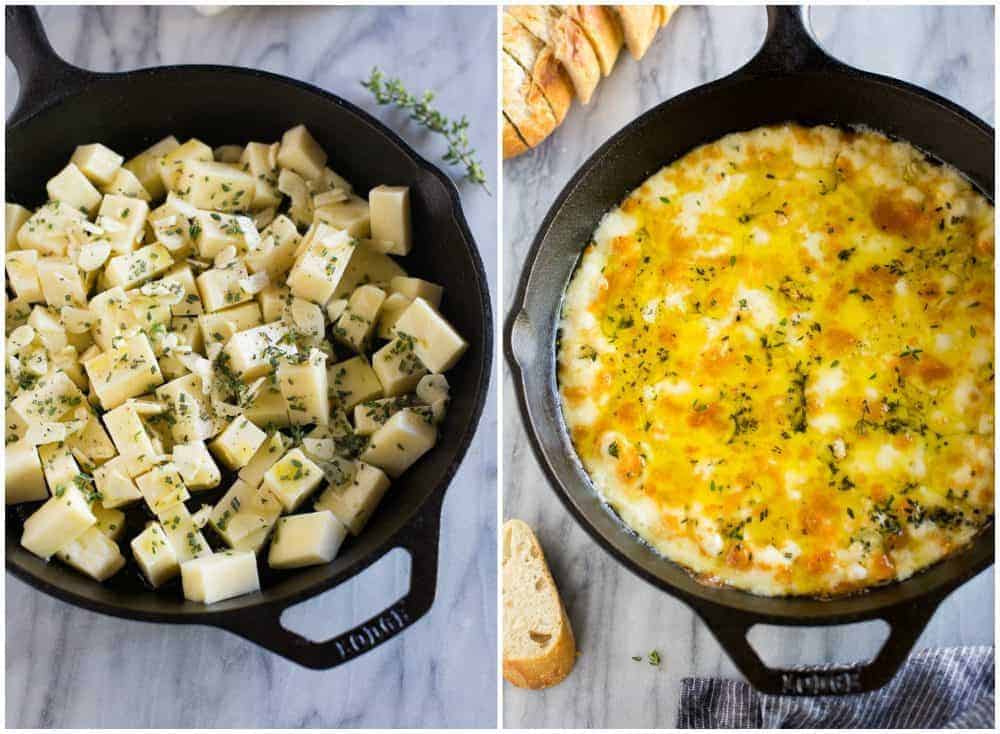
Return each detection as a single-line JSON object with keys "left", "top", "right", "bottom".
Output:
{"left": 5, "top": 5, "right": 497, "bottom": 729}
{"left": 503, "top": 5, "right": 994, "bottom": 728}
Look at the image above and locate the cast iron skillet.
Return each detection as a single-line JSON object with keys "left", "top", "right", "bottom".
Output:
{"left": 507, "top": 5, "right": 994, "bottom": 695}
{"left": 6, "top": 6, "right": 492, "bottom": 669}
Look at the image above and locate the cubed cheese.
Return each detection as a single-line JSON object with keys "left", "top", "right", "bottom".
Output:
{"left": 124, "top": 135, "right": 180, "bottom": 200}
{"left": 333, "top": 284, "right": 386, "bottom": 353}
{"left": 71, "top": 143, "right": 124, "bottom": 186}
{"left": 97, "top": 194, "right": 149, "bottom": 254}
{"left": 314, "top": 460, "right": 390, "bottom": 534}
{"left": 135, "top": 463, "right": 190, "bottom": 514}
{"left": 393, "top": 298, "right": 467, "bottom": 373}
{"left": 93, "top": 456, "right": 143, "bottom": 507}
{"left": 369, "top": 185, "right": 412, "bottom": 255}
{"left": 198, "top": 300, "right": 262, "bottom": 348}
{"left": 172, "top": 440, "right": 222, "bottom": 491}
{"left": 268, "top": 510, "right": 348, "bottom": 569}
{"left": 101, "top": 167, "right": 151, "bottom": 201}
{"left": 56, "top": 526, "right": 126, "bottom": 581}
{"left": 196, "top": 262, "right": 254, "bottom": 313}
{"left": 278, "top": 350, "right": 330, "bottom": 426}
{"left": 6, "top": 440, "right": 49, "bottom": 504}
{"left": 37, "top": 442, "right": 82, "bottom": 497}
{"left": 328, "top": 355, "right": 384, "bottom": 411}
{"left": 6, "top": 202, "right": 32, "bottom": 250}
{"left": 314, "top": 194, "right": 371, "bottom": 238}
{"left": 84, "top": 333, "right": 164, "bottom": 409}
{"left": 245, "top": 387, "right": 290, "bottom": 428}
{"left": 6, "top": 250, "right": 44, "bottom": 302}
{"left": 156, "top": 373, "right": 220, "bottom": 443}
{"left": 390, "top": 276, "right": 443, "bottom": 309}
{"left": 372, "top": 335, "right": 428, "bottom": 397}
{"left": 181, "top": 550, "right": 260, "bottom": 604}
{"left": 47, "top": 163, "right": 102, "bottom": 216}
{"left": 21, "top": 485, "right": 96, "bottom": 560}
{"left": 360, "top": 409, "right": 437, "bottom": 478}
{"left": 10, "top": 370, "right": 86, "bottom": 423}
{"left": 238, "top": 431, "right": 288, "bottom": 487}
{"left": 263, "top": 448, "right": 324, "bottom": 512}
{"left": 223, "top": 322, "right": 292, "bottom": 379}
{"left": 131, "top": 521, "right": 180, "bottom": 587}
{"left": 277, "top": 124, "right": 327, "bottom": 181}
{"left": 92, "top": 504, "right": 126, "bottom": 541}
{"left": 102, "top": 403, "right": 158, "bottom": 476}
{"left": 157, "top": 138, "right": 214, "bottom": 192}
{"left": 209, "top": 478, "right": 282, "bottom": 548}
{"left": 157, "top": 502, "right": 212, "bottom": 562}
{"left": 103, "top": 243, "right": 173, "bottom": 289}
{"left": 209, "top": 416, "right": 267, "bottom": 470}
{"left": 240, "top": 142, "right": 282, "bottom": 209}
{"left": 37, "top": 259, "right": 87, "bottom": 307}
{"left": 181, "top": 159, "right": 255, "bottom": 212}
{"left": 17, "top": 200, "right": 87, "bottom": 256}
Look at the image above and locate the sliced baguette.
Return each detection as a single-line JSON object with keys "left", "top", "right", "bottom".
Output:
{"left": 503, "top": 114, "right": 530, "bottom": 160}
{"left": 659, "top": 4, "right": 678, "bottom": 28}
{"left": 503, "top": 12, "right": 574, "bottom": 126}
{"left": 562, "top": 5, "right": 623, "bottom": 77}
{"left": 613, "top": 5, "right": 661, "bottom": 60}
{"left": 502, "top": 50, "right": 558, "bottom": 149}
{"left": 548, "top": 10, "right": 602, "bottom": 104}
{"left": 502, "top": 519, "right": 576, "bottom": 689}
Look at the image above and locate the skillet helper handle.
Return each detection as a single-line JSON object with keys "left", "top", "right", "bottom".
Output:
{"left": 698, "top": 601, "right": 940, "bottom": 695}
{"left": 506, "top": 309, "right": 539, "bottom": 373}
{"left": 6, "top": 6, "right": 95, "bottom": 126}
{"left": 219, "top": 493, "right": 444, "bottom": 670}
{"left": 739, "top": 5, "right": 841, "bottom": 77}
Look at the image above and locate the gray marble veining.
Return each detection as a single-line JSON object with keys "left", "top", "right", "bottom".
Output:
{"left": 5, "top": 5, "right": 497, "bottom": 729}
{"left": 503, "top": 5, "right": 994, "bottom": 728}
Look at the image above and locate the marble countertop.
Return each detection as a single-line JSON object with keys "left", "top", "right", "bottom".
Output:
{"left": 5, "top": 5, "right": 497, "bottom": 729}
{"left": 503, "top": 5, "right": 994, "bottom": 728}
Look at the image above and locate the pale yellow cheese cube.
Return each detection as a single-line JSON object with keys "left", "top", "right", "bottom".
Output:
{"left": 46, "top": 163, "right": 102, "bottom": 216}
{"left": 131, "top": 521, "right": 180, "bottom": 587}
{"left": 268, "top": 510, "right": 347, "bottom": 569}
{"left": 161, "top": 263, "right": 203, "bottom": 315}
{"left": 155, "top": 373, "right": 220, "bottom": 444}
{"left": 123, "top": 135, "right": 179, "bottom": 200}
{"left": 278, "top": 351, "right": 330, "bottom": 426}
{"left": 198, "top": 300, "right": 262, "bottom": 348}
{"left": 314, "top": 460, "right": 390, "bottom": 534}
{"left": 360, "top": 408, "right": 437, "bottom": 478}
{"left": 17, "top": 200, "right": 86, "bottom": 256}
{"left": 238, "top": 431, "right": 288, "bottom": 487}
{"left": 393, "top": 297, "right": 467, "bottom": 373}
{"left": 195, "top": 262, "right": 253, "bottom": 313}
{"left": 84, "top": 333, "right": 163, "bottom": 410}
{"left": 245, "top": 387, "right": 290, "bottom": 429}
{"left": 263, "top": 448, "right": 324, "bottom": 512}
{"left": 286, "top": 225, "right": 354, "bottom": 305}
{"left": 71, "top": 143, "right": 124, "bottom": 186}
{"left": 230, "top": 527, "right": 271, "bottom": 554}
{"left": 371, "top": 335, "right": 428, "bottom": 397}
{"left": 181, "top": 550, "right": 260, "bottom": 604}
{"left": 38, "top": 442, "right": 82, "bottom": 497}
{"left": 93, "top": 456, "right": 143, "bottom": 507}
{"left": 10, "top": 370, "right": 86, "bottom": 423}
{"left": 314, "top": 194, "right": 371, "bottom": 238}
{"left": 209, "top": 416, "right": 267, "bottom": 471}
{"left": 66, "top": 412, "right": 117, "bottom": 466}
{"left": 102, "top": 402, "right": 158, "bottom": 476}
{"left": 135, "top": 464, "right": 190, "bottom": 514}
{"left": 224, "top": 322, "right": 292, "bottom": 379}
{"left": 182, "top": 159, "right": 255, "bottom": 212}
{"left": 37, "top": 259, "right": 87, "bottom": 307}
{"left": 56, "top": 526, "right": 125, "bottom": 581}
{"left": 333, "top": 284, "right": 385, "bottom": 353}
{"left": 157, "top": 502, "right": 211, "bottom": 562}
{"left": 92, "top": 504, "right": 126, "bottom": 541}
{"left": 21, "top": 485, "right": 96, "bottom": 559}
{"left": 6, "top": 249, "right": 44, "bottom": 303}
{"left": 157, "top": 138, "right": 213, "bottom": 192}
{"left": 246, "top": 215, "right": 302, "bottom": 280}
{"left": 210, "top": 478, "right": 282, "bottom": 548}
{"left": 369, "top": 185, "right": 412, "bottom": 255}
{"left": 97, "top": 194, "right": 149, "bottom": 254}
{"left": 172, "top": 439, "right": 222, "bottom": 491}
{"left": 390, "top": 276, "right": 443, "bottom": 309}
{"left": 353, "top": 396, "right": 433, "bottom": 436}
{"left": 277, "top": 124, "right": 327, "bottom": 181}
{"left": 240, "top": 142, "right": 282, "bottom": 209}
{"left": 6, "top": 440, "right": 49, "bottom": 504}
{"left": 328, "top": 355, "right": 384, "bottom": 410}
{"left": 103, "top": 243, "right": 173, "bottom": 289}
{"left": 157, "top": 316, "right": 204, "bottom": 380}
{"left": 258, "top": 284, "right": 292, "bottom": 323}
{"left": 101, "top": 167, "right": 151, "bottom": 201}
{"left": 6, "top": 202, "right": 32, "bottom": 250}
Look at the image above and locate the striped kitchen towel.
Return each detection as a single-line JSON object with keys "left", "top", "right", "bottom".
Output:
{"left": 678, "top": 646, "right": 994, "bottom": 729}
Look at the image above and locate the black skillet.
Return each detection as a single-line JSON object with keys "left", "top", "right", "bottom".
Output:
{"left": 507, "top": 5, "right": 994, "bottom": 695}
{"left": 6, "top": 6, "right": 493, "bottom": 670}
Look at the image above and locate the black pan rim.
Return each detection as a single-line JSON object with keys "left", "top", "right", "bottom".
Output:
{"left": 6, "top": 62, "right": 495, "bottom": 623}
{"left": 506, "top": 62, "right": 995, "bottom": 624}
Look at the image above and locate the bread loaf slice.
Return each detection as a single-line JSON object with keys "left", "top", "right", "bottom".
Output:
{"left": 563, "top": 5, "right": 623, "bottom": 77}
{"left": 503, "top": 12, "right": 573, "bottom": 126}
{"left": 613, "top": 5, "right": 661, "bottom": 60}
{"left": 549, "top": 10, "right": 602, "bottom": 103}
{"left": 502, "top": 50, "right": 558, "bottom": 149}
{"left": 503, "top": 115, "right": 530, "bottom": 160}
{"left": 659, "top": 4, "right": 678, "bottom": 28}
{"left": 502, "top": 519, "right": 577, "bottom": 689}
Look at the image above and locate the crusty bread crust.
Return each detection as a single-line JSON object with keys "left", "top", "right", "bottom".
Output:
{"left": 503, "top": 13, "right": 573, "bottom": 126}
{"left": 549, "top": 10, "right": 601, "bottom": 104}
{"left": 613, "top": 4, "right": 660, "bottom": 60}
{"left": 502, "top": 519, "right": 577, "bottom": 690}
{"left": 503, "top": 115, "right": 530, "bottom": 159}
{"left": 502, "top": 50, "right": 558, "bottom": 149}
{"left": 563, "top": 5, "right": 623, "bottom": 77}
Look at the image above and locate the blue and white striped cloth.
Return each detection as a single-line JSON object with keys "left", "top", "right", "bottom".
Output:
{"left": 678, "top": 646, "right": 994, "bottom": 729}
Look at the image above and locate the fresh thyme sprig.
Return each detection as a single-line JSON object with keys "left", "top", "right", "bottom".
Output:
{"left": 362, "top": 67, "right": 490, "bottom": 194}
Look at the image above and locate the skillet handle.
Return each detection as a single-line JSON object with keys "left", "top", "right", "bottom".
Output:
{"left": 5, "top": 6, "right": 97, "bottom": 126}
{"left": 216, "top": 493, "right": 444, "bottom": 670}
{"left": 697, "top": 600, "right": 940, "bottom": 695}
{"left": 736, "top": 5, "right": 842, "bottom": 78}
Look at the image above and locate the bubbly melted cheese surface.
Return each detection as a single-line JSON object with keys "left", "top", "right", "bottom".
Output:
{"left": 559, "top": 124, "right": 994, "bottom": 597}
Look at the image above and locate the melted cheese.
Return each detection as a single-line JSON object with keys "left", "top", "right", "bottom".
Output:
{"left": 559, "top": 124, "right": 994, "bottom": 597}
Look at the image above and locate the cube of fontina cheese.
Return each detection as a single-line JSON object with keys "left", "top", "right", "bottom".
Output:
{"left": 263, "top": 448, "right": 324, "bottom": 512}
{"left": 360, "top": 409, "right": 437, "bottom": 479}
{"left": 210, "top": 478, "right": 282, "bottom": 548}
{"left": 55, "top": 526, "right": 126, "bottom": 582}
{"left": 209, "top": 416, "right": 267, "bottom": 471}
{"left": 84, "top": 333, "right": 164, "bottom": 410}
{"left": 392, "top": 297, "right": 467, "bottom": 373}
{"left": 21, "top": 484, "right": 96, "bottom": 560}
{"left": 131, "top": 521, "right": 180, "bottom": 587}
{"left": 181, "top": 550, "right": 260, "bottom": 604}
{"left": 268, "top": 510, "right": 348, "bottom": 569}
{"left": 6, "top": 439, "right": 49, "bottom": 504}
{"left": 314, "top": 460, "right": 390, "bottom": 534}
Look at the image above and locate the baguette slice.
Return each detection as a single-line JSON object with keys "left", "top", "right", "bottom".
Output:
{"left": 503, "top": 12, "right": 573, "bottom": 126}
{"left": 563, "top": 5, "right": 623, "bottom": 77}
{"left": 613, "top": 5, "right": 661, "bottom": 60}
{"left": 503, "top": 115, "right": 530, "bottom": 159}
{"left": 502, "top": 519, "right": 576, "bottom": 689}
{"left": 659, "top": 4, "right": 678, "bottom": 28}
{"left": 502, "top": 51, "right": 558, "bottom": 149}
{"left": 549, "top": 10, "right": 602, "bottom": 104}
